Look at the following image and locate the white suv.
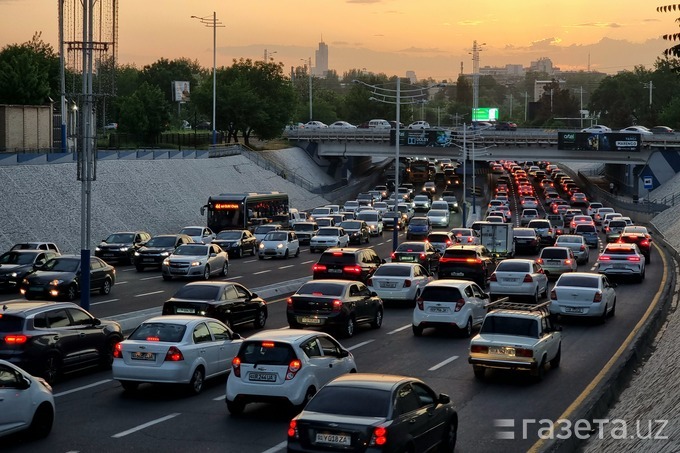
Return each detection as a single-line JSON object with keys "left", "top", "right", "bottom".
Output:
{"left": 225, "top": 330, "right": 357, "bottom": 415}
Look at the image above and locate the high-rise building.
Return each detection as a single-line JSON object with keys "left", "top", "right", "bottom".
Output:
{"left": 314, "top": 39, "right": 328, "bottom": 77}
{"left": 406, "top": 71, "right": 417, "bottom": 83}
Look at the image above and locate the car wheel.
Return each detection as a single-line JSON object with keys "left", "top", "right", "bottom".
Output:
{"left": 550, "top": 345, "right": 561, "bottom": 369}
{"left": 258, "top": 254, "right": 264, "bottom": 260}
{"left": 371, "top": 309, "right": 383, "bottom": 329}
{"left": 100, "top": 277, "right": 112, "bottom": 295}
{"left": 221, "top": 262, "right": 228, "bottom": 277}
{"left": 473, "top": 365, "right": 486, "bottom": 380}
{"left": 439, "top": 420, "right": 458, "bottom": 452}
{"left": 533, "top": 356, "right": 547, "bottom": 382}
{"left": 162, "top": 275, "right": 172, "bottom": 281}
{"left": 236, "top": 247, "right": 243, "bottom": 258}
{"left": 188, "top": 367, "right": 205, "bottom": 395}
{"left": 341, "top": 317, "right": 355, "bottom": 338}
{"left": 253, "top": 309, "right": 267, "bottom": 329}
{"left": 598, "top": 306, "right": 608, "bottom": 325}
{"left": 284, "top": 249, "right": 289, "bottom": 259}
{"left": 412, "top": 324, "right": 423, "bottom": 337}
{"left": 459, "top": 318, "right": 473, "bottom": 338}
{"left": 202, "top": 266, "right": 211, "bottom": 280}
{"left": 251, "top": 245, "right": 256, "bottom": 256}
{"left": 42, "top": 353, "right": 61, "bottom": 385}
{"left": 533, "top": 288, "right": 540, "bottom": 304}
{"left": 29, "top": 402, "right": 54, "bottom": 439}
{"left": 135, "top": 265, "right": 144, "bottom": 272}
{"left": 120, "top": 380, "right": 139, "bottom": 392}
{"left": 226, "top": 399, "right": 245, "bottom": 416}
{"left": 65, "top": 284, "right": 77, "bottom": 302}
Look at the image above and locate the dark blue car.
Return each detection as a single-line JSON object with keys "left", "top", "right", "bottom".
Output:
{"left": 406, "top": 216, "right": 432, "bottom": 240}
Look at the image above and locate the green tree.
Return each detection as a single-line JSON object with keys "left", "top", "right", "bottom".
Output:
{"left": 115, "top": 82, "right": 170, "bottom": 143}
{"left": 139, "top": 58, "right": 205, "bottom": 105}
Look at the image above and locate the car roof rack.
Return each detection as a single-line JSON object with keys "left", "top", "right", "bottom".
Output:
{"left": 485, "top": 299, "right": 551, "bottom": 314}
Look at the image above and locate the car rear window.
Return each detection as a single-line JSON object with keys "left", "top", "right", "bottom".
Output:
{"left": 397, "top": 243, "right": 425, "bottom": 252}
{"left": 514, "top": 229, "right": 536, "bottom": 237}
{"left": 575, "top": 225, "right": 596, "bottom": 233}
{"left": 608, "top": 220, "right": 627, "bottom": 228}
{"left": 130, "top": 322, "right": 187, "bottom": 342}
{"left": 427, "top": 233, "right": 451, "bottom": 242}
{"left": 294, "top": 224, "right": 315, "bottom": 232}
{"left": 557, "top": 275, "right": 599, "bottom": 288}
{"left": 496, "top": 261, "right": 530, "bottom": 272}
{"left": 238, "top": 341, "right": 296, "bottom": 365}
{"left": 0, "top": 315, "right": 24, "bottom": 332}
{"left": 172, "top": 285, "right": 221, "bottom": 300}
{"left": 374, "top": 265, "right": 411, "bottom": 277}
{"left": 443, "top": 249, "right": 477, "bottom": 259}
{"left": 604, "top": 247, "right": 636, "bottom": 255}
{"left": 528, "top": 221, "right": 550, "bottom": 229}
{"left": 296, "top": 282, "right": 345, "bottom": 296}
{"left": 481, "top": 316, "right": 539, "bottom": 338}
{"left": 304, "top": 386, "right": 390, "bottom": 417}
{"left": 318, "top": 252, "right": 355, "bottom": 265}
{"left": 421, "top": 286, "right": 463, "bottom": 301}
{"left": 540, "top": 248, "right": 568, "bottom": 259}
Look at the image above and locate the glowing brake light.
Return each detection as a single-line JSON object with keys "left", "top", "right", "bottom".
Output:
{"left": 232, "top": 357, "right": 241, "bottom": 377}
{"left": 332, "top": 300, "right": 343, "bottom": 312}
{"left": 515, "top": 348, "right": 533, "bottom": 358}
{"left": 598, "top": 255, "right": 611, "bottom": 261}
{"left": 3, "top": 334, "right": 28, "bottom": 344}
{"left": 286, "top": 359, "right": 302, "bottom": 380}
{"left": 113, "top": 342, "right": 122, "bottom": 358}
{"left": 165, "top": 346, "right": 184, "bottom": 362}
{"left": 550, "top": 289, "right": 557, "bottom": 300}
{"left": 343, "top": 265, "right": 362, "bottom": 275}
{"left": 627, "top": 256, "right": 641, "bottom": 262}
{"left": 370, "top": 427, "right": 388, "bottom": 446}
{"left": 288, "top": 420, "right": 298, "bottom": 438}
{"left": 536, "top": 258, "right": 544, "bottom": 264}
{"left": 261, "top": 341, "right": 275, "bottom": 348}
{"left": 312, "top": 264, "right": 327, "bottom": 272}
{"left": 416, "top": 296, "right": 424, "bottom": 310}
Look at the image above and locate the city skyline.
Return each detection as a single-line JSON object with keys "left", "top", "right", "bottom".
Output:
{"left": 0, "top": 0, "right": 674, "bottom": 80}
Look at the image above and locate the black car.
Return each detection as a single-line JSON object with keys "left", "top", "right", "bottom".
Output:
{"left": 286, "top": 280, "right": 383, "bottom": 338}
{"left": 617, "top": 226, "right": 653, "bottom": 263}
{"left": 0, "top": 249, "right": 60, "bottom": 291}
{"left": 312, "top": 248, "right": 384, "bottom": 284}
{"left": 381, "top": 212, "right": 404, "bottom": 231}
{"left": 162, "top": 281, "right": 268, "bottom": 330}
{"left": 95, "top": 231, "right": 151, "bottom": 265}
{"left": 133, "top": 234, "right": 194, "bottom": 271}
{"left": 0, "top": 301, "right": 123, "bottom": 384}
{"left": 391, "top": 241, "right": 441, "bottom": 273}
{"left": 438, "top": 245, "right": 497, "bottom": 287}
{"left": 287, "top": 373, "right": 457, "bottom": 452}
{"left": 20, "top": 255, "right": 116, "bottom": 301}
{"left": 513, "top": 227, "right": 541, "bottom": 254}
{"left": 340, "top": 220, "right": 370, "bottom": 244}
{"left": 212, "top": 229, "right": 257, "bottom": 258}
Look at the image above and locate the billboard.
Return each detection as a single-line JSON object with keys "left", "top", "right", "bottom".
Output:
{"left": 472, "top": 107, "right": 499, "bottom": 122}
{"left": 558, "top": 132, "right": 641, "bottom": 152}
{"left": 172, "top": 81, "right": 190, "bottom": 102}
{"left": 394, "top": 129, "right": 451, "bottom": 147}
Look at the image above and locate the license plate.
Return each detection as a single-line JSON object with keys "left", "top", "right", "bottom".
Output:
{"left": 301, "top": 317, "right": 322, "bottom": 325}
{"left": 315, "top": 433, "right": 351, "bottom": 446}
{"left": 547, "top": 260, "right": 560, "bottom": 264}
{"left": 429, "top": 307, "right": 449, "bottom": 313}
{"left": 381, "top": 282, "right": 397, "bottom": 288}
{"left": 131, "top": 352, "right": 155, "bottom": 361}
{"left": 489, "top": 346, "right": 516, "bottom": 356}
{"left": 143, "top": 258, "right": 155, "bottom": 262}
{"left": 612, "top": 264, "right": 626, "bottom": 269}
{"left": 175, "top": 308, "right": 195, "bottom": 314}
{"left": 328, "top": 269, "right": 342, "bottom": 273}
{"left": 248, "top": 372, "right": 277, "bottom": 382}
{"left": 452, "top": 272, "right": 464, "bottom": 277}
{"left": 503, "top": 278, "right": 519, "bottom": 282}
{"left": 565, "top": 306, "right": 584, "bottom": 313}
{"left": 400, "top": 256, "right": 415, "bottom": 261}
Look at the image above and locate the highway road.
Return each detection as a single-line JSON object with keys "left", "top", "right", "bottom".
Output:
{"left": 0, "top": 172, "right": 667, "bottom": 453}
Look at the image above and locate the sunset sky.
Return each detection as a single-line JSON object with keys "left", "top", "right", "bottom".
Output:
{"left": 0, "top": 0, "right": 674, "bottom": 80}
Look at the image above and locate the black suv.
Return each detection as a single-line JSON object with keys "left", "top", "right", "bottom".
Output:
{"left": 0, "top": 302, "right": 123, "bottom": 384}
{"left": 95, "top": 231, "right": 151, "bottom": 265}
{"left": 438, "top": 245, "right": 497, "bottom": 287}
{"left": 312, "top": 247, "right": 384, "bottom": 284}
{"left": 134, "top": 234, "right": 194, "bottom": 271}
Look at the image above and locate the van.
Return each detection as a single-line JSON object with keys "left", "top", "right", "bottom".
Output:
{"left": 368, "top": 119, "right": 391, "bottom": 129}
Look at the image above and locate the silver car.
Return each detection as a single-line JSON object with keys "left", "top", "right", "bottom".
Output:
{"left": 426, "top": 209, "right": 450, "bottom": 228}
{"left": 258, "top": 231, "right": 300, "bottom": 259}
{"left": 554, "top": 235, "right": 590, "bottom": 264}
{"left": 309, "top": 227, "right": 350, "bottom": 253}
{"left": 162, "top": 243, "right": 229, "bottom": 280}
{"left": 367, "top": 262, "right": 434, "bottom": 306}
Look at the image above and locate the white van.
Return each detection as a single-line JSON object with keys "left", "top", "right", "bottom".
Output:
{"left": 368, "top": 119, "right": 391, "bottom": 129}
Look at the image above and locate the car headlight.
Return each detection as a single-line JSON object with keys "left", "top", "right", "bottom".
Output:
{"left": 134, "top": 251, "right": 140, "bottom": 256}
{"left": 277, "top": 243, "right": 283, "bottom": 249}
{"left": 259, "top": 243, "right": 265, "bottom": 249}
{"left": 10, "top": 272, "right": 18, "bottom": 278}
{"left": 370, "top": 225, "right": 376, "bottom": 230}
{"left": 95, "top": 247, "right": 101, "bottom": 252}
{"left": 50, "top": 279, "right": 64, "bottom": 286}
{"left": 119, "top": 247, "right": 129, "bottom": 252}
{"left": 22, "top": 278, "right": 29, "bottom": 284}
{"left": 190, "top": 261, "right": 202, "bottom": 267}
{"left": 162, "top": 258, "right": 170, "bottom": 266}
{"left": 160, "top": 251, "right": 170, "bottom": 256}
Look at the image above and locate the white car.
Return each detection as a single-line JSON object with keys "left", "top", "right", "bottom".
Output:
{"left": 225, "top": 329, "right": 357, "bottom": 415}
{"left": 619, "top": 126, "right": 653, "bottom": 135}
{"left": 520, "top": 196, "right": 539, "bottom": 209}
{"left": 430, "top": 200, "right": 449, "bottom": 212}
{"left": 549, "top": 272, "right": 617, "bottom": 321}
{"left": 408, "top": 120, "right": 431, "bottom": 129}
{"left": 489, "top": 259, "right": 549, "bottom": 303}
{"left": 412, "top": 280, "right": 489, "bottom": 337}
{"left": 367, "top": 263, "right": 434, "bottom": 305}
{"left": 554, "top": 235, "right": 590, "bottom": 264}
{"left": 426, "top": 231, "right": 455, "bottom": 254}
{"left": 372, "top": 201, "right": 390, "bottom": 215}
{"left": 179, "top": 226, "right": 215, "bottom": 244}
{"left": 309, "top": 207, "right": 333, "bottom": 222}
{"left": 343, "top": 200, "right": 360, "bottom": 213}
{"left": 309, "top": 227, "right": 350, "bottom": 253}
{"left": 412, "top": 194, "right": 431, "bottom": 212}
{"left": 581, "top": 124, "right": 611, "bottom": 133}
{"left": 355, "top": 210, "right": 383, "bottom": 236}
{"left": 112, "top": 316, "right": 243, "bottom": 394}
{"left": 426, "top": 209, "right": 450, "bottom": 228}
{"left": 161, "top": 243, "right": 229, "bottom": 280}
{"left": 258, "top": 230, "right": 300, "bottom": 259}
{"left": 0, "top": 359, "right": 55, "bottom": 438}
{"left": 596, "top": 243, "right": 646, "bottom": 282}
{"left": 450, "top": 228, "right": 480, "bottom": 245}
{"left": 328, "top": 121, "right": 357, "bottom": 129}
{"left": 303, "top": 120, "right": 328, "bottom": 129}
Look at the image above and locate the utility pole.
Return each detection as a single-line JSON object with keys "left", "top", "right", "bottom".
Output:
{"left": 643, "top": 81, "right": 654, "bottom": 106}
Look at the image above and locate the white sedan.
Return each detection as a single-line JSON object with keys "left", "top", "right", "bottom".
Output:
{"left": 596, "top": 243, "right": 646, "bottom": 282}
{"left": 328, "top": 121, "right": 357, "bottom": 129}
{"left": 426, "top": 209, "right": 450, "bottom": 228}
{"left": 303, "top": 121, "right": 328, "bottom": 129}
{"left": 549, "top": 272, "right": 617, "bottom": 322}
{"left": 309, "top": 227, "right": 350, "bottom": 253}
{"left": 489, "top": 259, "right": 549, "bottom": 303}
{"left": 367, "top": 262, "right": 434, "bottom": 305}
{"left": 619, "top": 125, "right": 653, "bottom": 135}
{"left": 581, "top": 124, "right": 611, "bottom": 133}
{"left": 258, "top": 230, "right": 300, "bottom": 259}
{"left": 112, "top": 316, "right": 243, "bottom": 394}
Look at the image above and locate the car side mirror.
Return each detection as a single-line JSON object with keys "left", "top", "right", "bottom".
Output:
{"left": 17, "top": 376, "right": 31, "bottom": 390}
{"left": 251, "top": 292, "right": 258, "bottom": 299}
{"left": 381, "top": 259, "right": 386, "bottom": 264}
{"left": 438, "top": 393, "right": 451, "bottom": 404}
{"left": 371, "top": 291, "right": 378, "bottom": 297}
{"left": 232, "top": 332, "right": 242, "bottom": 340}
{"left": 339, "top": 349, "right": 350, "bottom": 358}
{"left": 210, "top": 253, "right": 217, "bottom": 257}
{"left": 92, "top": 318, "right": 102, "bottom": 326}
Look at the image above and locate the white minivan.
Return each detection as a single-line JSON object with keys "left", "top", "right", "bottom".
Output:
{"left": 368, "top": 119, "right": 391, "bottom": 129}
{"left": 356, "top": 210, "right": 384, "bottom": 236}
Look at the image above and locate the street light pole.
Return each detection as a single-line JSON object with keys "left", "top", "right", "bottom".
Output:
{"left": 308, "top": 57, "right": 313, "bottom": 121}
{"left": 471, "top": 40, "right": 485, "bottom": 216}
{"left": 191, "top": 12, "right": 223, "bottom": 145}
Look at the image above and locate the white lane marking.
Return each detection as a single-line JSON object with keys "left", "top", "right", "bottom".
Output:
{"left": 388, "top": 324, "right": 412, "bottom": 335}
{"left": 347, "top": 340, "right": 374, "bottom": 351}
{"left": 116, "top": 281, "right": 128, "bottom": 285}
{"left": 140, "top": 275, "right": 163, "bottom": 281}
{"left": 253, "top": 270, "right": 271, "bottom": 275}
{"left": 278, "top": 265, "right": 295, "bottom": 269}
{"left": 221, "top": 275, "right": 242, "bottom": 280}
{"left": 429, "top": 356, "right": 459, "bottom": 371}
{"left": 90, "top": 298, "right": 119, "bottom": 306}
{"left": 301, "top": 260, "right": 315, "bottom": 264}
{"left": 213, "top": 394, "right": 226, "bottom": 401}
{"left": 260, "top": 441, "right": 287, "bottom": 453}
{"left": 111, "top": 413, "right": 181, "bottom": 438}
{"left": 120, "top": 268, "right": 136, "bottom": 272}
{"left": 243, "top": 259, "right": 257, "bottom": 264}
{"left": 135, "top": 290, "right": 165, "bottom": 297}
{"left": 54, "top": 379, "right": 112, "bottom": 398}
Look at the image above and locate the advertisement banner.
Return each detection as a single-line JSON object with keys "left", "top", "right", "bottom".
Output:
{"left": 558, "top": 132, "right": 641, "bottom": 152}
{"left": 396, "top": 129, "right": 450, "bottom": 147}
{"left": 172, "top": 81, "right": 190, "bottom": 102}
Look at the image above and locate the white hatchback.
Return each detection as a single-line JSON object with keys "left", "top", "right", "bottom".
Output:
{"left": 489, "top": 259, "right": 549, "bottom": 303}
{"left": 309, "top": 227, "right": 350, "bottom": 252}
{"left": 258, "top": 230, "right": 300, "bottom": 259}
{"left": 226, "top": 329, "right": 357, "bottom": 415}
{"left": 367, "top": 262, "right": 434, "bottom": 305}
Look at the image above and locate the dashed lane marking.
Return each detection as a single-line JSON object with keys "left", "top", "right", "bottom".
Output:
{"left": 54, "top": 379, "right": 112, "bottom": 398}
{"left": 429, "top": 356, "right": 459, "bottom": 371}
{"left": 111, "top": 413, "right": 181, "bottom": 438}
{"left": 347, "top": 340, "right": 374, "bottom": 351}
{"left": 140, "top": 275, "right": 163, "bottom": 281}
{"left": 253, "top": 270, "right": 271, "bottom": 275}
{"left": 90, "top": 298, "right": 119, "bottom": 306}
{"left": 388, "top": 324, "right": 412, "bottom": 335}
{"left": 134, "top": 290, "right": 164, "bottom": 297}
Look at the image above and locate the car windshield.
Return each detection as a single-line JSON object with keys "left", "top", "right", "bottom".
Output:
{"left": 557, "top": 275, "right": 599, "bottom": 288}
{"left": 427, "top": 234, "right": 450, "bottom": 242}
{"left": 41, "top": 257, "right": 79, "bottom": 272}
{"left": 294, "top": 223, "right": 315, "bottom": 232}
{"left": 172, "top": 284, "right": 221, "bottom": 300}
{"left": 254, "top": 225, "right": 278, "bottom": 234}
{"left": 357, "top": 213, "right": 378, "bottom": 222}
{"left": 180, "top": 227, "right": 203, "bottom": 236}
{"left": 374, "top": 265, "right": 411, "bottom": 277}
{"left": 105, "top": 233, "right": 135, "bottom": 243}
{"left": 305, "top": 386, "right": 391, "bottom": 417}
{"left": 318, "top": 228, "right": 340, "bottom": 236}
{"left": 130, "top": 322, "right": 187, "bottom": 342}
{"left": 481, "top": 316, "right": 539, "bottom": 338}
{"left": 216, "top": 231, "right": 242, "bottom": 240}
{"left": 297, "top": 282, "right": 345, "bottom": 296}
{"left": 146, "top": 236, "right": 179, "bottom": 247}
{"left": 174, "top": 245, "right": 208, "bottom": 256}
{"left": 264, "top": 232, "right": 288, "bottom": 241}
{"left": 427, "top": 210, "right": 447, "bottom": 217}
{"left": 514, "top": 229, "right": 535, "bottom": 237}
{"left": 0, "top": 251, "right": 35, "bottom": 265}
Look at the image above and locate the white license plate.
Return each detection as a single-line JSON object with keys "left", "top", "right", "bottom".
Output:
{"left": 489, "top": 346, "right": 516, "bottom": 356}
{"left": 381, "top": 282, "right": 397, "bottom": 288}
{"left": 547, "top": 260, "right": 560, "bottom": 264}
{"left": 143, "top": 258, "right": 155, "bottom": 262}
{"left": 315, "top": 433, "right": 351, "bottom": 446}
{"left": 175, "top": 308, "right": 195, "bottom": 314}
{"left": 429, "top": 307, "right": 449, "bottom": 313}
{"left": 301, "top": 317, "right": 322, "bottom": 325}
{"left": 565, "top": 306, "right": 584, "bottom": 313}
{"left": 612, "top": 264, "right": 627, "bottom": 269}
{"left": 131, "top": 352, "right": 155, "bottom": 361}
{"left": 248, "top": 372, "right": 277, "bottom": 382}
{"left": 503, "top": 278, "right": 519, "bottom": 282}
{"left": 452, "top": 272, "right": 464, "bottom": 277}
{"left": 328, "top": 268, "right": 342, "bottom": 273}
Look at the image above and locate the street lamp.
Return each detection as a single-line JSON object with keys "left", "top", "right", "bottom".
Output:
{"left": 353, "top": 79, "right": 446, "bottom": 250}
{"left": 191, "top": 12, "right": 223, "bottom": 146}
{"left": 301, "top": 58, "right": 313, "bottom": 121}
{"left": 470, "top": 40, "right": 486, "bottom": 217}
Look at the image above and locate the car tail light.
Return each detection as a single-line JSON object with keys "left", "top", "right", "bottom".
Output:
{"left": 454, "top": 298, "right": 465, "bottom": 312}
{"left": 565, "top": 259, "right": 572, "bottom": 265}
{"left": 598, "top": 255, "right": 610, "bottom": 261}
{"left": 515, "top": 348, "right": 533, "bottom": 358}
{"left": 640, "top": 240, "right": 650, "bottom": 246}
{"left": 403, "top": 279, "right": 412, "bottom": 288}
{"left": 232, "top": 357, "right": 241, "bottom": 377}
{"left": 286, "top": 359, "right": 302, "bottom": 380}
{"left": 288, "top": 420, "right": 298, "bottom": 439}
{"left": 286, "top": 298, "right": 293, "bottom": 309}
{"left": 390, "top": 252, "right": 396, "bottom": 259}
{"left": 370, "top": 426, "right": 388, "bottom": 446}
{"left": 113, "top": 342, "right": 122, "bottom": 358}
{"left": 550, "top": 289, "right": 557, "bottom": 300}
{"left": 580, "top": 245, "right": 586, "bottom": 251}
{"left": 332, "top": 300, "right": 343, "bottom": 312}
{"left": 312, "top": 264, "right": 327, "bottom": 272}
{"left": 165, "top": 346, "right": 184, "bottom": 362}
{"left": 367, "top": 278, "right": 373, "bottom": 286}
{"left": 343, "top": 265, "right": 362, "bottom": 275}
{"left": 416, "top": 296, "right": 424, "bottom": 310}
{"left": 593, "top": 292, "right": 602, "bottom": 303}
{"left": 523, "top": 274, "right": 533, "bottom": 282}
{"left": 489, "top": 273, "right": 497, "bottom": 282}
{"left": 467, "top": 236, "right": 474, "bottom": 243}
{"left": 446, "top": 240, "right": 452, "bottom": 246}
{"left": 3, "top": 334, "right": 29, "bottom": 345}
{"left": 627, "top": 256, "right": 641, "bottom": 262}
{"left": 470, "top": 345, "right": 488, "bottom": 353}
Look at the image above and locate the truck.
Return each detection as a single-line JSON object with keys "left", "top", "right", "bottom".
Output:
{"left": 478, "top": 221, "right": 515, "bottom": 258}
